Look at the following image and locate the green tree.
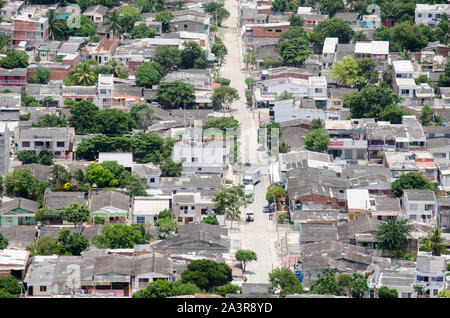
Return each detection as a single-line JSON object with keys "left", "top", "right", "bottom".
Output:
{"left": 304, "top": 128, "right": 330, "bottom": 153}
{"left": 30, "top": 66, "right": 51, "bottom": 84}
{"left": 37, "top": 150, "right": 54, "bottom": 166}
{"left": 0, "top": 276, "right": 21, "bottom": 296}
{"left": 95, "top": 109, "right": 137, "bottom": 135}
{"left": 201, "top": 214, "right": 219, "bottom": 225}
{"left": 68, "top": 15, "right": 97, "bottom": 38}
{"left": 125, "top": 174, "right": 147, "bottom": 197}
{"left": 356, "top": 58, "right": 379, "bottom": 86}
{"left": 160, "top": 158, "right": 182, "bottom": 177}
{"left": 130, "top": 104, "right": 154, "bottom": 131}
{"left": 211, "top": 36, "right": 228, "bottom": 61}
{"left": 215, "top": 284, "right": 242, "bottom": 297}
{"left": 235, "top": 250, "right": 257, "bottom": 275}
{"left": 279, "top": 36, "right": 312, "bottom": 67}
{"left": 378, "top": 286, "right": 398, "bottom": 298}
{"left": 311, "top": 18, "right": 354, "bottom": 51}
{"left": 391, "top": 172, "right": 439, "bottom": 198}
{"left": 86, "top": 165, "right": 118, "bottom": 187}
{"left": 310, "top": 118, "right": 324, "bottom": 129}
{"left": 104, "top": 58, "right": 128, "bottom": 78}
{"left": 318, "top": 0, "right": 345, "bottom": 17}
{"left": 390, "top": 22, "right": 428, "bottom": 52}
{"left": 71, "top": 61, "right": 96, "bottom": 86}
{"left": 131, "top": 23, "right": 157, "bottom": 39}
{"left": 93, "top": 224, "right": 148, "bottom": 248}
{"left": 26, "top": 237, "right": 60, "bottom": 256}
{"left": 279, "top": 26, "right": 307, "bottom": 41}
{"left": 156, "top": 81, "right": 195, "bottom": 109}
{"left": 438, "top": 62, "right": 450, "bottom": 88}
{"left": 437, "top": 289, "right": 450, "bottom": 298}
{"left": 136, "top": 61, "right": 166, "bottom": 88}
{"left": 49, "top": 165, "right": 72, "bottom": 186}
{"left": 155, "top": 10, "right": 173, "bottom": 33}
{"left": 374, "top": 25, "right": 392, "bottom": 41}
{"left": 105, "top": 9, "right": 123, "bottom": 37}
{"left": 343, "top": 86, "right": 401, "bottom": 120}
{"left": 118, "top": 6, "right": 142, "bottom": 33}
{"left": 434, "top": 13, "right": 448, "bottom": 45}
{"left": 331, "top": 55, "right": 364, "bottom": 88}
{"left": 181, "top": 41, "right": 208, "bottom": 69}
{"left": 203, "top": 117, "right": 240, "bottom": 133}
{"left": 212, "top": 86, "right": 239, "bottom": 110}
{"left": 0, "top": 233, "right": 7, "bottom": 249}
{"left": 419, "top": 228, "right": 446, "bottom": 256}
{"left": 153, "top": 45, "right": 182, "bottom": 71}
{"left": 0, "top": 49, "right": 29, "bottom": 69}
{"left": 131, "top": 133, "right": 171, "bottom": 164}
{"left": 34, "top": 114, "right": 67, "bottom": 127}
{"left": 268, "top": 268, "right": 304, "bottom": 297}
{"left": 155, "top": 218, "right": 177, "bottom": 238}
{"left": 288, "top": 14, "right": 303, "bottom": 27}
{"left": 96, "top": 161, "right": 130, "bottom": 187}
{"left": 47, "top": 9, "right": 68, "bottom": 40}
{"left": 132, "top": 280, "right": 201, "bottom": 298}
{"left": 4, "top": 169, "right": 46, "bottom": 203}
{"left": 376, "top": 216, "right": 413, "bottom": 251}
{"left": 266, "top": 185, "right": 287, "bottom": 205}
{"left": 181, "top": 259, "right": 232, "bottom": 291}
{"left": 158, "top": 209, "right": 176, "bottom": 220}
{"left": 17, "top": 150, "right": 38, "bottom": 164}
{"left": 59, "top": 203, "right": 91, "bottom": 228}
{"left": 202, "top": 2, "right": 230, "bottom": 26}
{"left": 378, "top": 105, "right": 410, "bottom": 124}
{"left": 413, "top": 283, "right": 426, "bottom": 298}
{"left": 309, "top": 266, "right": 368, "bottom": 297}
{"left": 213, "top": 185, "right": 252, "bottom": 228}
{"left": 57, "top": 229, "right": 89, "bottom": 256}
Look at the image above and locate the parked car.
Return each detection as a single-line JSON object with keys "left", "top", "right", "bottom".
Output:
{"left": 246, "top": 211, "right": 254, "bottom": 222}
{"left": 263, "top": 204, "right": 275, "bottom": 213}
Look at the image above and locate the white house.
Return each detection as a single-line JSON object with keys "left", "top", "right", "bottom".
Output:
{"left": 415, "top": 4, "right": 450, "bottom": 27}
{"left": 270, "top": 99, "right": 340, "bottom": 123}
{"left": 259, "top": 76, "right": 327, "bottom": 100}
{"left": 97, "top": 74, "right": 114, "bottom": 109}
{"left": 354, "top": 41, "right": 389, "bottom": 71}
{"left": 132, "top": 195, "right": 170, "bottom": 225}
{"left": 98, "top": 152, "right": 133, "bottom": 168}
{"left": 321, "top": 37, "right": 338, "bottom": 70}
{"left": 415, "top": 252, "right": 447, "bottom": 298}
{"left": 132, "top": 163, "right": 161, "bottom": 188}
{"left": 402, "top": 189, "right": 436, "bottom": 224}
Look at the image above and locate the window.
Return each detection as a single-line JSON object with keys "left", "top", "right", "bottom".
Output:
{"left": 315, "top": 88, "right": 322, "bottom": 93}
{"left": 409, "top": 215, "right": 417, "bottom": 220}
{"left": 35, "top": 141, "right": 44, "bottom": 146}
{"left": 409, "top": 204, "right": 418, "bottom": 210}
{"left": 356, "top": 150, "right": 365, "bottom": 160}
{"left": 149, "top": 178, "right": 155, "bottom": 183}
{"left": 100, "top": 89, "right": 106, "bottom": 94}
{"left": 425, "top": 204, "right": 434, "bottom": 211}
{"left": 344, "top": 149, "right": 353, "bottom": 159}
{"left": 40, "top": 286, "right": 47, "bottom": 292}
{"left": 428, "top": 14, "right": 432, "bottom": 18}
{"left": 267, "top": 29, "right": 273, "bottom": 32}
{"left": 56, "top": 141, "right": 65, "bottom": 147}
{"left": 22, "top": 141, "right": 30, "bottom": 147}
{"left": 433, "top": 289, "right": 439, "bottom": 296}
{"left": 401, "top": 89, "right": 410, "bottom": 95}
{"left": 418, "top": 14, "right": 422, "bottom": 18}
{"left": 275, "top": 29, "right": 282, "bottom": 32}
{"left": 136, "top": 216, "right": 145, "bottom": 224}
{"left": 139, "top": 278, "right": 149, "bottom": 289}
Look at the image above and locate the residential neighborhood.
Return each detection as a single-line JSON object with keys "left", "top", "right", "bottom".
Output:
{"left": 0, "top": 0, "right": 449, "bottom": 301}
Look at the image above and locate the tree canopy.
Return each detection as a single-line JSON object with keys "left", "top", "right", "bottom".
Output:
{"left": 0, "top": 49, "right": 29, "bottom": 69}
{"left": 304, "top": 128, "right": 330, "bottom": 153}
{"left": 93, "top": 224, "right": 149, "bottom": 249}
{"left": 376, "top": 216, "right": 413, "bottom": 251}
{"left": 391, "top": 172, "right": 439, "bottom": 198}
{"left": 181, "top": 259, "right": 233, "bottom": 291}
{"left": 132, "top": 279, "right": 201, "bottom": 298}
{"left": 156, "top": 81, "right": 195, "bottom": 109}
{"left": 268, "top": 268, "right": 304, "bottom": 297}
{"left": 311, "top": 18, "right": 354, "bottom": 51}
{"left": 136, "top": 61, "right": 166, "bottom": 88}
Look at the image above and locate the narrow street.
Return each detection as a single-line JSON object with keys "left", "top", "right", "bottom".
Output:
{"left": 219, "top": 0, "right": 281, "bottom": 284}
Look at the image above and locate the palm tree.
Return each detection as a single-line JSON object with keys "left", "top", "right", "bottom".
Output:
{"left": 72, "top": 62, "right": 96, "bottom": 86}
{"left": 105, "top": 58, "right": 125, "bottom": 77}
{"left": 47, "top": 10, "right": 67, "bottom": 40}
{"left": 105, "top": 9, "right": 122, "bottom": 38}
{"left": 420, "top": 228, "right": 445, "bottom": 256}
{"left": 413, "top": 283, "right": 426, "bottom": 298}
{"left": 73, "top": 168, "right": 88, "bottom": 184}
{"left": 375, "top": 216, "right": 413, "bottom": 251}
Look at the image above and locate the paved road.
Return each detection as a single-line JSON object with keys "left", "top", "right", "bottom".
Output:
{"left": 219, "top": 1, "right": 259, "bottom": 164}
{"left": 219, "top": 2, "right": 281, "bottom": 284}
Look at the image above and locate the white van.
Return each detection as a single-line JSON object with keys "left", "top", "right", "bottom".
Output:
{"left": 18, "top": 41, "right": 26, "bottom": 51}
